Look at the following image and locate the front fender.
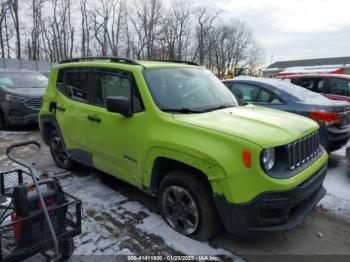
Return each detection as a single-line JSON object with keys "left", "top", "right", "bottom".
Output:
{"left": 142, "top": 145, "right": 228, "bottom": 187}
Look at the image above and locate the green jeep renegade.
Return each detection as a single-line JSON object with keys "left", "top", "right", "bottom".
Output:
{"left": 39, "top": 57, "right": 328, "bottom": 240}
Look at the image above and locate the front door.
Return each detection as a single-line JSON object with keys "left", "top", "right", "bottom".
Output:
{"left": 85, "top": 69, "right": 146, "bottom": 186}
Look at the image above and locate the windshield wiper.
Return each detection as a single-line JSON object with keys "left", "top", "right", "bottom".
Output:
{"left": 204, "top": 105, "right": 233, "bottom": 112}
{"left": 162, "top": 108, "right": 205, "bottom": 114}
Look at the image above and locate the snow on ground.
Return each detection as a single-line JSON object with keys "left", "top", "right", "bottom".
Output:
{"left": 319, "top": 145, "right": 350, "bottom": 222}
{"left": 1, "top": 130, "right": 349, "bottom": 259}
{"left": 59, "top": 173, "right": 235, "bottom": 258}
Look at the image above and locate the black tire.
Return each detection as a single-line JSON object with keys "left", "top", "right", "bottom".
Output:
{"left": 49, "top": 129, "right": 75, "bottom": 169}
{"left": 59, "top": 237, "right": 74, "bottom": 261}
{"left": 158, "top": 170, "right": 219, "bottom": 240}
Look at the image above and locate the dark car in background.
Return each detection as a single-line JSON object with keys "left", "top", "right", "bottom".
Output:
{"left": 280, "top": 74, "right": 350, "bottom": 103}
{"left": 223, "top": 77, "right": 350, "bottom": 152}
{"left": 0, "top": 69, "right": 48, "bottom": 129}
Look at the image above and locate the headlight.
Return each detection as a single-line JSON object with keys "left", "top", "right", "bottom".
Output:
{"left": 262, "top": 148, "right": 276, "bottom": 170}
{"left": 3, "top": 94, "right": 12, "bottom": 101}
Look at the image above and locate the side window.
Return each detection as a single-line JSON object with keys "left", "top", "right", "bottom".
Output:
{"left": 57, "top": 69, "right": 89, "bottom": 103}
{"left": 91, "top": 72, "right": 143, "bottom": 112}
{"left": 231, "top": 83, "right": 260, "bottom": 102}
{"left": 329, "top": 78, "right": 350, "bottom": 96}
{"left": 290, "top": 78, "right": 300, "bottom": 85}
{"left": 256, "top": 89, "right": 282, "bottom": 104}
{"left": 298, "top": 78, "right": 314, "bottom": 90}
{"left": 315, "top": 79, "right": 325, "bottom": 93}
{"left": 295, "top": 78, "right": 324, "bottom": 93}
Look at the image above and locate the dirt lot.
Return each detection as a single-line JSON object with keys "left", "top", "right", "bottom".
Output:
{"left": 0, "top": 129, "right": 349, "bottom": 261}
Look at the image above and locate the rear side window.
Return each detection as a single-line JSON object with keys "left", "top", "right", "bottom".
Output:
{"left": 256, "top": 89, "right": 283, "bottom": 104}
{"left": 90, "top": 72, "right": 143, "bottom": 112}
{"left": 57, "top": 69, "right": 89, "bottom": 103}
{"left": 292, "top": 78, "right": 324, "bottom": 93}
{"left": 329, "top": 78, "right": 350, "bottom": 96}
{"left": 231, "top": 83, "right": 260, "bottom": 102}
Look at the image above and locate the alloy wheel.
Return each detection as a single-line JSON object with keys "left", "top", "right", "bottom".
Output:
{"left": 162, "top": 186, "right": 199, "bottom": 235}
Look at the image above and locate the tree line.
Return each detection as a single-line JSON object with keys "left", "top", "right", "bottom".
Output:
{"left": 0, "top": 0, "right": 265, "bottom": 76}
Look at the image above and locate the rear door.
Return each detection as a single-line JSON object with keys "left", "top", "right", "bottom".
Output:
{"left": 55, "top": 68, "right": 91, "bottom": 152}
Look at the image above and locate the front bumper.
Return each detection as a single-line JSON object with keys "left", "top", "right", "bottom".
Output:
{"left": 320, "top": 126, "right": 350, "bottom": 152}
{"left": 2, "top": 101, "right": 39, "bottom": 126}
{"left": 214, "top": 164, "right": 327, "bottom": 235}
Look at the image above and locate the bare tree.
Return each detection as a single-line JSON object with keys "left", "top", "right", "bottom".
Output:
{"left": 230, "top": 21, "right": 252, "bottom": 72}
{"left": 129, "top": 0, "right": 163, "bottom": 59}
{"left": 0, "top": 1, "right": 9, "bottom": 58}
{"left": 89, "top": 0, "right": 112, "bottom": 56}
{"left": 246, "top": 40, "right": 265, "bottom": 75}
{"left": 7, "top": 0, "right": 20, "bottom": 58}
{"left": 0, "top": 0, "right": 264, "bottom": 74}
{"left": 80, "top": 0, "right": 90, "bottom": 56}
{"left": 159, "top": 0, "right": 191, "bottom": 60}
{"left": 193, "top": 7, "right": 220, "bottom": 65}
{"left": 45, "top": 0, "right": 75, "bottom": 61}
{"left": 27, "top": 0, "right": 46, "bottom": 60}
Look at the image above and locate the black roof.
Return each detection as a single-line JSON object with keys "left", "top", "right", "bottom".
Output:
{"left": 267, "top": 56, "right": 350, "bottom": 69}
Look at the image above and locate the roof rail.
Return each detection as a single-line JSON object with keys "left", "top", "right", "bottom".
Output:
{"left": 148, "top": 60, "right": 200, "bottom": 66}
{"left": 59, "top": 56, "right": 141, "bottom": 66}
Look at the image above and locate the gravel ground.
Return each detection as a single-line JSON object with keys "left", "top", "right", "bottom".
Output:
{"left": 0, "top": 129, "right": 349, "bottom": 261}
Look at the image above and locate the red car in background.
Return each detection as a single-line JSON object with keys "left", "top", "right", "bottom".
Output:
{"left": 280, "top": 74, "right": 350, "bottom": 103}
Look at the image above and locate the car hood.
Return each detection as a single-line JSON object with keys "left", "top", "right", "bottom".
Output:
{"left": 3, "top": 87, "right": 46, "bottom": 98}
{"left": 173, "top": 104, "right": 319, "bottom": 148}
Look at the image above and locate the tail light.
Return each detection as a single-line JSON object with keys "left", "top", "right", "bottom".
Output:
{"left": 309, "top": 111, "right": 341, "bottom": 127}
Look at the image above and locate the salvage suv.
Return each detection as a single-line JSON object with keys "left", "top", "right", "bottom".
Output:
{"left": 39, "top": 57, "right": 328, "bottom": 240}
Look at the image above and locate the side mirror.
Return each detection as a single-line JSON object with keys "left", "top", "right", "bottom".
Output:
{"left": 106, "top": 96, "right": 133, "bottom": 117}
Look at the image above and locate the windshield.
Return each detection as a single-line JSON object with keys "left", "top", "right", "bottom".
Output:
{"left": 0, "top": 71, "right": 48, "bottom": 88}
{"left": 143, "top": 67, "right": 238, "bottom": 113}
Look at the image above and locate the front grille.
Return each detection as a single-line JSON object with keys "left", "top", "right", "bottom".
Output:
{"left": 286, "top": 131, "right": 321, "bottom": 170}
{"left": 11, "top": 96, "right": 41, "bottom": 110}
{"left": 25, "top": 98, "right": 41, "bottom": 110}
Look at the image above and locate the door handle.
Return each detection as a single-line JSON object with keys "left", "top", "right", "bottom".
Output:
{"left": 87, "top": 115, "right": 101, "bottom": 123}
{"left": 56, "top": 105, "right": 66, "bottom": 112}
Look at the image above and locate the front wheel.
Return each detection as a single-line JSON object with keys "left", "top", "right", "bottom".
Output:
{"left": 158, "top": 170, "right": 219, "bottom": 240}
{"left": 49, "top": 130, "right": 75, "bottom": 169}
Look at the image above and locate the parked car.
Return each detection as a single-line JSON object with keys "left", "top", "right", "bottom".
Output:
{"left": 280, "top": 74, "right": 350, "bottom": 103}
{"left": 223, "top": 77, "right": 350, "bottom": 152}
{"left": 40, "top": 57, "right": 328, "bottom": 239}
{"left": 0, "top": 69, "right": 48, "bottom": 129}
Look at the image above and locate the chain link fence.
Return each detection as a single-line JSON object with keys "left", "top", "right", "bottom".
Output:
{"left": 0, "top": 58, "right": 56, "bottom": 74}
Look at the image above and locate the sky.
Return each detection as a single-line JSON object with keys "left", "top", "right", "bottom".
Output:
{"left": 196, "top": 0, "right": 350, "bottom": 65}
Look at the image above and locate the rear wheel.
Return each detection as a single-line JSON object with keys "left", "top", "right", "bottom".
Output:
{"left": 158, "top": 170, "right": 219, "bottom": 240}
{"left": 49, "top": 130, "right": 75, "bottom": 169}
